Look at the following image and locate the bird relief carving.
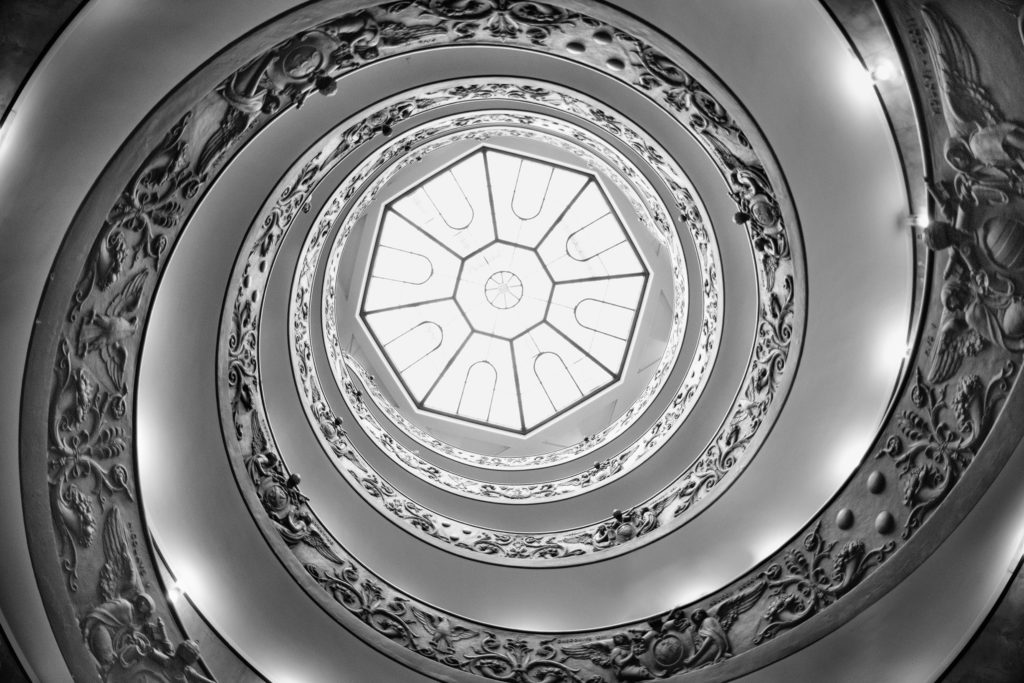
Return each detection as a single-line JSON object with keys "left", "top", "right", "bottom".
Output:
{"left": 78, "top": 271, "right": 148, "bottom": 394}
{"left": 920, "top": 2, "right": 1024, "bottom": 380}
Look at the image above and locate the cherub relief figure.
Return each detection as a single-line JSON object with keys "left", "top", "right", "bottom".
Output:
{"left": 563, "top": 631, "right": 654, "bottom": 681}
{"left": 920, "top": 3, "right": 1024, "bottom": 374}
{"left": 81, "top": 507, "right": 207, "bottom": 681}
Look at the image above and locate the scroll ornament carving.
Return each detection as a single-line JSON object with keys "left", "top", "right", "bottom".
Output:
{"left": 287, "top": 454, "right": 900, "bottom": 683}
{"left": 564, "top": 579, "right": 768, "bottom": 681}
{"left": 754, "top": 522, "right": 895, "bottom": 643}
{"left": 48, "top": 8, "right": 376, "bottom": 675}
{"left": 592, "top": 508, "right": 658, "bottom": 549}
{"left": 309, "top": 119, "right": 684, "bottom": 503}
{"left": 38, "top": 1, "right": 804, "bottom": 679}
{"left": 390, "top": 0, "right": 576, "bottom": 45}
{"left": 879, "top": 3, "right": 1024, "bottom": 539}
{"left": 876, "top": 363, "right": 1015, "bottom": 538}
{"left": 50, "top": 118, "right": 220, "bottom": 681}
{"left": 292, "top": 101, "right": 776, "bottom": 554}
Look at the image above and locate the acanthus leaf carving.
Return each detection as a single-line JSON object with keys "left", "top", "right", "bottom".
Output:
{"left": 754, "top": 522, "right": 895, "bottom": 644}
{"left": 44, "top": 2, "right": 814, "bottom": 679}
{"left": 394, "top": 0, "right": 576, "bottom": 45}
{"left": 877, "top": 362, "right": 1015, "bottom": 537}
{"left": 70, "top": 113, "right": 196, "bottom": 324}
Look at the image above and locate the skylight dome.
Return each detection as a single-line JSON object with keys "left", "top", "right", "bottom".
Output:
{"left": 360, "top": 147, "right": 649, "bottom": 433}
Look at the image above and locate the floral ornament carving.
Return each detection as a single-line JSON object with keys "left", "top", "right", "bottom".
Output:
{"left": 275, "top": 429, "right": 900, "bottom": 683}
{"left": 592, "top": 508, "right": 658, "bottom": 549}
{"left": 670, "top": 273, "right": 795, "bottom": 520}
{"left": 564, "top": 579, "right": 767, "bottom": 681}
{"left": 877, "top": 363, "right": 1015, "bottom": 538}
{"left": 226, "top": 22, "right": 800, "bottom": 562}
{"left": 393, "top": 0, "right": 575, "bottom": 45}
{"left": 869, "top": 2, "right": 1024, "bottom": 544}
{"left": 464, "top": 636, "right": 582, "bottom": 683}
{"left": 312, "top": 121, "right": 679, "bottom": 503}
{"left": 754, "top": 522, "right": 896, "bottom": 643}
{"left": 245, "top": 412, "right": 344, "bottom": 564}
{"left": 50, "top": 336, "right": 134, "bottom": 592}
{"left": 28, "top": 0, "right": 801, "bottom": 679}
{"left": 326, "top": 97, "right": 699, "bottom": 473}
{"left": 71, "top": 114, "right": 198, "bottom": 323}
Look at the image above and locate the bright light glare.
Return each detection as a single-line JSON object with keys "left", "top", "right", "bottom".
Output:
{"left": 749, "top": 529, "right": 795, "bottom": 565}
{"left": 167, "top": 582, "right": 185, "bottom": 602}
{"left": 828, "top": 425, "right": 873, "bottom": 483}
{"left": 873, "top": 321, "right": 910, "bottom": 379}
{"left": 870, "top": 59, "right": 897, "bottom": 83}
{"left": 837, "top": 53, "right": 880, "bottom": 110}
{"left": 167, "top": 561, "right": 202, "bottom": 603}
{"left": 914, "top": 213, "right": 931, "bottom": 229}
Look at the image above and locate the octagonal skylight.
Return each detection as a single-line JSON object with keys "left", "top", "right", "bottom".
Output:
{"left": 360, "top": 147, "right": 648, "bottom": 433}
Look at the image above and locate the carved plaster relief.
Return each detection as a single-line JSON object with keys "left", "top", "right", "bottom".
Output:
{"left": 33, "top": 1, "right": 1024, "bottom": 681}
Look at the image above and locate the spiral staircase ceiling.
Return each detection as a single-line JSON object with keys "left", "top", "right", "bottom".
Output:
{"left": 3, "top": 1, "right": 1024, "bottom": 682}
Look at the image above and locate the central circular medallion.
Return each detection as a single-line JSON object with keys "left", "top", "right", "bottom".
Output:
{"left": 485, "top": 270, "right": 523, "bottom": 309}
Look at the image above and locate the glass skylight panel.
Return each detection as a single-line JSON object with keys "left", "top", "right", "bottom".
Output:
{"left": 363, "top": 212, "right": 461, "bottom": 311}
{"left": 486, "top": 149, "right": 589, "bottom": 248}
{"left": 455, "top": 243, "right": 551, "bottom": 339}
{"left": 513, "top": 324, "right": 613, "bottom": 430}
{"left": 360, "top": 146, "right": 649, "bottom": 434}
{"left": 537, "top": 209, "right": 643, "bottom": 282}
{"left": 546, "top": 275, "right": 645, "bottom": 370}
{"left": 392, "top": 152, "right": 495, "bottom": 257}
{"left": 363, "top": 300, "right": 471, "bottom": 400}
{"left": 423, "top": 333, "right": 521, "bottom": 430}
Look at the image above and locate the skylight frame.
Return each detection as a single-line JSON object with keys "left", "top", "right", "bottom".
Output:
{"left": 358, "top": 144, "right": 651, "bottom": 436}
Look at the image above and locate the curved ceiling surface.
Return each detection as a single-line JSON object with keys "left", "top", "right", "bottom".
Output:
{"left": 5, "top": 1, "right": 1024, "bottom": 682}
{"left": 137, "top": 0, "right": 905, "bottom": 625}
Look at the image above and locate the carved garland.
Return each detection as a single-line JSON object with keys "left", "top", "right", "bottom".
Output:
{"left": 43, "top": 2, "right": 804, "bottom": 678}
{"left": 327, "top": 114, "right": 692, "bottom": 473}
{"left": 289, "top": 93, "right": 780, "bottom": 558}
{"left": 36, "top": 1, "right": 1023, "bottom": 681}
{"left": 310, "top": 110, "right": 694, "bottom": 503}
{"left": 299, "top": 112, "right": 700, "bottom": 555}
{"left": 224, "top": 95, "right": 701, "bottom": 560}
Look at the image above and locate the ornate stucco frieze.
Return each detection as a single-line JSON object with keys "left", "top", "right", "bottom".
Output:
{"left": 27, "top": 1, "right": 1024, "bottom": 681}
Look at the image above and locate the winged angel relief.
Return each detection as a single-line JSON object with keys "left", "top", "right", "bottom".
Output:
{"left": 563, "top": 579, "right": 766, "bottom": 681}
{"left": 80, "top": 507, "right": 214, "bottom": 682}
{"left": 919, "top": 3, "right": 1024, "bottom": 384}
{"left": 875, "top": 3, "right": 1021, "bottom": 540}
